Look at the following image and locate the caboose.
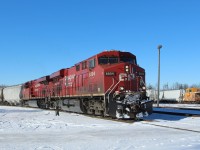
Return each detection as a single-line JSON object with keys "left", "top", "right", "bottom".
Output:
{"left": 22, "top": 50, "right": 153, "bottom": 119}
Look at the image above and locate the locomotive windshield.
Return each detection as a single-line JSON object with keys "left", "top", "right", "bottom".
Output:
{"left": 98, "top": 56, "right": 136, "bottom": 65}
{"left": 98, "top": 57, "right": 118, "bottom": 64}
{"left": 120, "top": 57, "right": 136, "bottom": 65}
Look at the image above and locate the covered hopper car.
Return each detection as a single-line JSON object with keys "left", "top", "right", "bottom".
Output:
{"left": 12, "top": 50, "right": 153, "bottom": 119}
{"left": 0, "top": 85, "right": 22, "bottom": 105}
{"left": 0, "top": 87, "right": 3, "bottom": 104}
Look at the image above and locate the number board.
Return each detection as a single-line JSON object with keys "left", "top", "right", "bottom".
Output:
{"left": 105, "top": 72, "right": 116, "bottom": 76}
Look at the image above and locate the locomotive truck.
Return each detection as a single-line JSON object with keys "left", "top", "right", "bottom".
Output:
{"left": 2, "top": 50, "right": 153, "bottom": 119}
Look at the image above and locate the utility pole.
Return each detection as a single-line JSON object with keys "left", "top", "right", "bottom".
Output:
{"left": 157, "top": 45, "right": 162, "bottom": 107}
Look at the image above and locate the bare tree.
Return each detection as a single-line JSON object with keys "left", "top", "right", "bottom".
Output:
{"left": 163, "top": 83, "right": 169, "bottom": 90}
{"left": 183, "top": 84, "right": 189, "bottom": 89}
{"left": 190, "top": 84, "right": 200, "bottom": 88}
{"left": 147, "top": 84, "right": 154, "bottom": 90}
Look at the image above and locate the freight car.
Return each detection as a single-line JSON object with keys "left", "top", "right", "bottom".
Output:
{"left": 1, "top": 85, "right": 22, "bottom": 105}
{"left": 20, "top": 50, "right": 153, "bottom": 119}
{"left": 147, "top": 88, "right": 200, "bottom": 104}
{"left": 146, "top": 89, "right": 185, "bottom": 103}
{"left": 183, "top": 88, "right": 200, "bottom": 103}
{"left": 0, "top": 87, "right": 3, "bottom": 104}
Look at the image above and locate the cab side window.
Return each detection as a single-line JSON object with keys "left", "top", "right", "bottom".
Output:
{"left": 89, "top": 59, "right": 95, "bottom": 68}
{"left": 76, "top": 65, "right": 80, "bottom": 71}
{"left": 82, "top": 61, "right": 87, "bottom": 70}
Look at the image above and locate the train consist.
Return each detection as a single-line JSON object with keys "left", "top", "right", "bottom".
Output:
{"left": 0, "top": 50, "right": 153, "bottom": 119}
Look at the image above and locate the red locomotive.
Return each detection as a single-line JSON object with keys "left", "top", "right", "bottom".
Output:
{"left": 22, "top": 50, "right": 153, "bottom": 119}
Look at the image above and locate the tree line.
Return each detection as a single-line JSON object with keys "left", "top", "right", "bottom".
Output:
{"left": 0, "top": 85, "right": 6, "bottom": 88}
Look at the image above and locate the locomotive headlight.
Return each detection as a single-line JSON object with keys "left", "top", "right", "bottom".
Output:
{"left": 142, "top": 86, "right": 146, "bottom": 90}
{"left": 120, "top": 87, "right": 124, "bottom": 91}
{"left": 125, "top": 65, "right": 129, "bottom": 72}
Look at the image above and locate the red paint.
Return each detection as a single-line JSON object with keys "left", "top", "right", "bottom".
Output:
{"left": 22, "top": 50, "right": 146, "bottom": 100}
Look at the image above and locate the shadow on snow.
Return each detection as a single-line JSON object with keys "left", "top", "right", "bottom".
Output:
{"left": 144, "top": 113, "right": 188, "bottom": 121}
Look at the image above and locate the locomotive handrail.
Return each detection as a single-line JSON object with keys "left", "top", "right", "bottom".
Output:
{"left": 139, "top": 76, "right": 145, "bottom": 87}
{"left": 108, "top": 80, "right": 121, "bottom": 103}
{"left": 104, "top": 77, "right": 115, "bottom": 115}
{"left": 105, "top": 78, "right": 115, "bottom": 95}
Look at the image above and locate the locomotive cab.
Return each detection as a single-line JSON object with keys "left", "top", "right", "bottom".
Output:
{"left": 97, "top": 51, "right": 153, "bottom": 119}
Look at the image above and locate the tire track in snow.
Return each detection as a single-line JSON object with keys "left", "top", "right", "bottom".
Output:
{"left": 34, "top": 125, "right": 40, "bottom": 130}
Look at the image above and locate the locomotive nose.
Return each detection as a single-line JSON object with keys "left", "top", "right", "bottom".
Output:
{"left": 110, "top": 92, "right": 153, "bottom": 119}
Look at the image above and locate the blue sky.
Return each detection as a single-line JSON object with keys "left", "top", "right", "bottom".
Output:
{"left": 0, "top": 0, "right": 200, "bottom": 87}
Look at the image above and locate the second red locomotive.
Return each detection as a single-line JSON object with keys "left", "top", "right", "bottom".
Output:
{"left": 22, "top": 50, "right": 153, "bottom": 119}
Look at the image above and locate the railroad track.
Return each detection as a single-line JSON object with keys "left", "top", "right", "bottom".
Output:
{"left": 3, "top": 105, "right": 200, "bottom": 133}
{"left": 87, "top": 112, "right": 200, "bottom": 133}
{"left": 142, "top": 120, "right": 200, "bottom": 133}
{"left": 45, "top": 106, "right": 200, "bottom": 133}
{"left": 62, "top": 108, "right": 200, "bottom": 133}
{"left": 145, "top": 107, "right": 200, "bottom": 133}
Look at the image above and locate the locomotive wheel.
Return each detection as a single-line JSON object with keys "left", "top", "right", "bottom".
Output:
{"left": 37, "top": 99, "right": 46, "bottom": 109}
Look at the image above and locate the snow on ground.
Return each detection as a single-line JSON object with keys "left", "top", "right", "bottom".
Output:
{"left": 1, "top": 106, "right": 200, "bottom": 150}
